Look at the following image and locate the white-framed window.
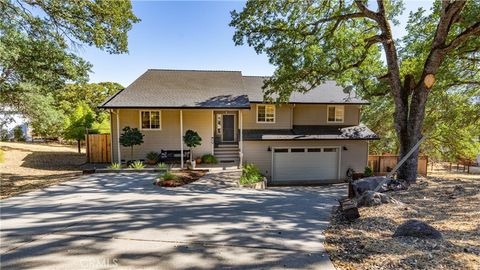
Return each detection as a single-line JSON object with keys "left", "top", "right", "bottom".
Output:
{"left": 256, "top": 104, "right": 275, "bottom": 123}
{"left": 140, "top": 110, "right": 161, "bottom": 130}
{"left": 327, "top": 105, "right": 344, "bottom": 123}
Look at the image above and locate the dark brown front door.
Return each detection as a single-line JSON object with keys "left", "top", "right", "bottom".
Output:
{"left": 222, "top": 115, "right": 234, "bottom": 142}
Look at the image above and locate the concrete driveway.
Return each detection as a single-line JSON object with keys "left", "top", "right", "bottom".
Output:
{"left": 0, "top": 172, "right": 345, "bottom": 270}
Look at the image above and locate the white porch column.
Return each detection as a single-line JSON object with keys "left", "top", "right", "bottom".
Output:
{"left": 180, "top": 110, "right": 184, "bottom": 168}
{"left": 116, "top": 109, "right": 121, "bottom": 164}
{"left": 211, "top": 110, "right": 214, "bottom": 154}
{"left": 239, "top": 110, "right": 243, "bottom": 168}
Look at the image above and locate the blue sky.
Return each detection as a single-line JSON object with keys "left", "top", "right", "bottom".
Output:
{"left": 78, "top": 1, "right": 431, "bottom": 87}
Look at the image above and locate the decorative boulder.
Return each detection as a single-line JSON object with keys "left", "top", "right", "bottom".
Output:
{"left": 357, "top": 191, "right": 399, "bottom": 207}
{"left": 351, "top": 176, "right": 390, "bottom": 196}
{"left": 393, "top": 220, "right": 442, "bottom": 239}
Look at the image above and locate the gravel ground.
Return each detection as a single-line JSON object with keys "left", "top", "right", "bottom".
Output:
{"left": 0, "top": 142, "right": 85, "bottom": 199}
{"left": 325, "top": 166, "right": 480, "bottom": 270}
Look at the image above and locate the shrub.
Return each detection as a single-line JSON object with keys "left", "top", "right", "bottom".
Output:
{"left": 202, "top": 154, "right": 217, "bottom": 164}
{"left": 239, "top": 163, "right": 263, "bottom": 185}
{"left": 157, "top": 162, "right": 168, "bottom": 170}
{"left": 129, "top": 160, "right": 145, "bottom": 169}
{"left": 119, "top": 126, "right": 144, "bottom": 162}
{"left": 108, "top": 162, "right": 121, "bottom": 169}
{"left": 160, "top": 171, "right": 178, "bottom": 181}
{"left": 364, "top": 166, "right": 374, "bottom": 177}
{"left": 146, "top": 151, "right": 159, "bottom": 162}
{"left": 183, "top": 130, "right": 202, "bottom": 162}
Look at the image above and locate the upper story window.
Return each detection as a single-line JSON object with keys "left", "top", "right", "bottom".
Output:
{"left": 257, "top": 104, "right": 275, "bottom": 123}
{"left": 327, "top": 105, "right": 344, "bottom": 123}
{"left": 140, "top": 110, "right": 161, "bottom": 130}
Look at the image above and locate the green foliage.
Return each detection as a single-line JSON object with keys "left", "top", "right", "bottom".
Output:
{"left": 119, "top": 126, "right": 144, "bottom": 161}
{"left": 364, "top": 167, "right": 374, "bottom": 177}
{"left": 230, "top": 1, "right": 480, "bottom": 166}
{"left": 201, "top": 154, "right": 217, "bottom": 164}
{"left": 0, "top": 129, "right": 8, "bottom": 141}
{"left": 239, "top": 163, "right": 263, "bottom": 185}
{"left": 0, "top": 0, "right": 137, "bottom": 135}
{"left": 160, "top": 171, "right": 178, "bottom": 181}
{"left": 157, "top": 162, "right": 168, "bottom": 170}
{"left": 183, "top": 129, "right": 202, "bottom": 161}
{"left": 108, "top": 163, "right": 122, "bottom": 169}
{"left": 129, "top": 160, "right": 145, "bottom": 169}
{"left": 13, "top": 126, "right": 25, "bottom": 141}
{"left": 63, "top": 102, "right": 95, "bottom": 142}
{"left": 146, "top": 151, "right": 159, "bottom": 162}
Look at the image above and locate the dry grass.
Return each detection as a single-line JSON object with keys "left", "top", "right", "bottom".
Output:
{"left": 0, "top": 142, "right": 85, "bottom": 199}
{"left": 325, "top": 167, "right": 480, "bottom": 270}
{"left": 158, "top": 169, "right": 207, "bottom": 187}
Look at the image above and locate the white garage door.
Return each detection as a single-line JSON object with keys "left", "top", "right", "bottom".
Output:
{"left": 272, "top": 147, "right": 339, "bottom": 183}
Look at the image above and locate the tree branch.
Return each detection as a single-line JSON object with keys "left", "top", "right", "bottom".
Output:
{"left": 346, "top": 34, "right": 386, "bottom": 68}
{"left": 442, "top": 22, "right": 480, "bottom": 53}
{"left": 354, "top": 0, "right": 379, "bottom": 21}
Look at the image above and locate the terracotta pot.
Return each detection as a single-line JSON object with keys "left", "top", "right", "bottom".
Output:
{"left": 146, "top": 159, "right": 157, "bottom": 165}
{"left": 196, "top": 158, "right": 202, "bottom": 164}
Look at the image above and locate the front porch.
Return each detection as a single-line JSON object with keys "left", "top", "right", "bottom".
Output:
{"left": 111, "top": 108, "right": 245, "bottom": 168}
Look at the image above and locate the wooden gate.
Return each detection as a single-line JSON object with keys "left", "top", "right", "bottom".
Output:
{"left": 86, "top": 134, "right": 111, "bottom": 163}
{"left": 368, "top": 155, "right": 428, "bottom": 176}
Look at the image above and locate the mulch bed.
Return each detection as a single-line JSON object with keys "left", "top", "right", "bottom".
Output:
{"left": 157, "top": 170, "right": 207, "bottom": 187}
{"left": 325, "top": 171, "right": 480, "bottom": 270}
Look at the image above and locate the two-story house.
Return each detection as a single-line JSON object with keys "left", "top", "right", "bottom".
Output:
{"left": 100, "top": 69, "right": 378, "bottom": 185}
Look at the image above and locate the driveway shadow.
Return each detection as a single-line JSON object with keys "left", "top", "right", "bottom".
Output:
{"left": 1, "top": 172, "right": 345, "bottom": 269}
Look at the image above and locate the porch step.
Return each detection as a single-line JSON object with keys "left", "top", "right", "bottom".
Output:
{"left": 217, "top": 157, "right": 240, "bottom": 164}
{"left": 214, "top": 148, "right": 239, "bottom": 154}
{"left": 216, "top": 143, "right": 239, "bottom": 148}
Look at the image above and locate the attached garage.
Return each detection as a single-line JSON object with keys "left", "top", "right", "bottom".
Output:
{"left": 272, "top": 146, "right": 340, "bottom": 184}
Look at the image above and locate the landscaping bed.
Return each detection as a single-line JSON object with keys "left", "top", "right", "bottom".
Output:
{"left": 325, "top": 171, "right": 480, "bottom": 270}
{"left": 156, "top": 169, "right": 207, "bottom": 187}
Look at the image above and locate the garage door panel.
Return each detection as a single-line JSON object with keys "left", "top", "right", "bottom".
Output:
{"left": 273, "top": 147, "right": 339, "bottom": 182}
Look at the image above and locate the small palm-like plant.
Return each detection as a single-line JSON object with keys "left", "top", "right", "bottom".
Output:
{"left": 108, "top": 163, "right": 121, "bottom": 169}
{"left": 160, "top": 171, "right": 178, "bottom": 181}
{"left": 157, "top": 162, "right": 168, "bottom": 170}
{"left": 129, "top": 160, "right": 145, "bottom": 169}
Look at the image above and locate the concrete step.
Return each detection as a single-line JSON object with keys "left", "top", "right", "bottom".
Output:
{"left": 217, "top": 157, "right": 240, "bottom": 164}
{"left": 214, "top": 149, "right": 240, "bottom": 154}
{"left": 215, "top": 154, "right": 240, "bottom": 159}
{"left": 216, "top": 144, "right": 239, "bottom": 148}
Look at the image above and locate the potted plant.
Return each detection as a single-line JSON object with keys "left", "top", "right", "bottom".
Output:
{"left": 195, "top": 157, "right": 202, "bottom": 164}
{"left": 183, "top": 129, "right": 202, "bottom": 169}
{"left": 146, "top": 151, "right": 159, "bottom": 165}
{"left": 202, "top": 154, "right": 217, "bottom": 164}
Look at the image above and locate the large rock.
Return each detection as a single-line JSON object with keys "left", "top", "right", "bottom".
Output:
{"left": 393, "top": 220, "right": 442, "bottom": 239}
{"left": 357, "top": 191, "right": 399, "bottom": 206}
{"left": 352, "top": 176, "right": 390, "bottom": 196}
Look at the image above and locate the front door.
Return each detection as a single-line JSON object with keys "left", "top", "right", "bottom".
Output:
{"left": 222, "top": 114, "right": 235, "bottom": 142}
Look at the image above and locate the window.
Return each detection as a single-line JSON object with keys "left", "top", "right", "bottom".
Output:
{"left": 323, "top": 148, "right": 337, "bottom": 152}
{"left": 257, "top": 104, "right": 275, "bottom": 123}
{"left": 274, "top": 148, "right": 288, "bottom": 153}
{"left": 140, "top": 111, "right": 161, "bottom": 130}
{"left": 327, "top": 105, "right": 344, "bottom": 123}
{"left": 291, "top": 148, "right": 305, "bottom": 152}
{"left": 307, "top": 148, "right": 322, "bottom": 152}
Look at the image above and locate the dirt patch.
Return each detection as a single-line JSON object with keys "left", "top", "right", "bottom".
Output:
{"left": 0, "top": 142, "right": 85, "bottom": 199}
{"left": 325, "top": 170, "right": 480, "bottom": 270}
{"left": 157, "top": 170, "right": 207, "bottom": 187}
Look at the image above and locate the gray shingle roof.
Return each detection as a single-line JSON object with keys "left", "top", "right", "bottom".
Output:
{"left": 242, "top": 76, "right": 368, "bottom": 104}
{"left": 100, "top": 69, "right": 368, "bottom": 108}
{"left": 243, "top": 124, "right": 379, "bottom": 140}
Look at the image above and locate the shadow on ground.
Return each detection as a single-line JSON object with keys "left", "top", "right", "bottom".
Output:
{"left": 1, "top": 172, "right": 345, "bottom": 270}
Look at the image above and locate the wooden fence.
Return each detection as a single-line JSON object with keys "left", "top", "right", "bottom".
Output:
{"left": 86, "top": 134, "right": 111, "bottom": 163}
{"left": 368, "top": 155, "right": 428, "bottom": 176}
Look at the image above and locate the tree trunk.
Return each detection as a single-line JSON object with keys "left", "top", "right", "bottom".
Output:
{"left": 130, "top": 146, "right": 134, "bottom": 162}
{"left": 77, "top": 140, "right": 81, "bottom": 153}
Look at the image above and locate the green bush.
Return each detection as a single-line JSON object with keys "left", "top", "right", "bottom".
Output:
{"left": 202, "top": 154, "right": 217, "bottom": 164}
{"left": 129, "top": 160, "right": 145, "bottom": 169}
{"left": 157, "top": 162, "right": 168, "bottom": 170}
{"left": 239, "top": 163, "right": 263, "bottom": 185}
{"left": 160, "top": 171, "right": 178, "bottom": 181}
{"left": 108, "top": 162, "right": 121, "bottom": 169}
{"left": 146, "top": 151, "right": 159, "bottom": 162}
{"left": 364, "top": 166, "right": 374, "bottom": 177}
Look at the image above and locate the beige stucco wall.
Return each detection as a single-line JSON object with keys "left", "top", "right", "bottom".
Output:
{"left": 242, "top": 140, "right": 368, "bottom": 182}
{"left": 242, "top": 104, "right": 293, "bottom": 129}
{"left": 111, "top": 109, "right": 214, "bottom": 162}
{"left": 293, "top": 104, "right": 360, "bottom": 126}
